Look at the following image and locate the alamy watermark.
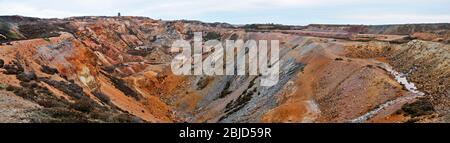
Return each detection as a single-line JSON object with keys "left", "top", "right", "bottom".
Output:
{"left": 170, "top": 32, "right": 279, "bottom": 86}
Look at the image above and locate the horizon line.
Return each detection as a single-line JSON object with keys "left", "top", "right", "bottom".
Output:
{"left": 2, "top": 15, "right": 450, "bottom": 26}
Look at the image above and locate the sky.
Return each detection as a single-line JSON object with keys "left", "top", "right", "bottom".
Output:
{"left": 0, "top": 0, "right": 450, "bottom": 25}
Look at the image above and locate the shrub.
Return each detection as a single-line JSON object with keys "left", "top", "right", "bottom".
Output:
{"left": 92, "top": 91, "right": 111, "bottom": 105}
{"left": 41, "top": 108, "right": 89, "bottom": 123}
{"left": 335, "top": 58, "right": 344, "bottom": 61}
{"left": 111, "top": 114, "right": 134, "bottom": 123}
{"left": 401, "top": 99, "right": 434, "bottom": 117}
{"left": 16, "top": 71, "right": 37, "bottom": 82}
{"left": 219, "top": 81, "right": 232, "bottom": 98}
{"left": 40, "top": 65, "right": 59, "bottom": 75}
{"left": 70, "top": 97, "right": 95, "bottom": 113}
{"left": 2, "top": 60, "right": 24, "bottom": 75}
{"left": 8, "top": 85, "right": 36, "bottom": 100}
{"left": 102, "top": 72, "right": 141, "bottom": 100}
{"left": 88, "top": 109, "right": 112, "bottom": 122}
{"left": 36, "top": 99, "right": 66, "bottom": 108}
{"left": 204, "top": 32, "right": 221, "bottom": 41}
{"left": 41, "top": 79, "right": 85, "bottom": 99}
{"left": 196, "top": 77, "right": 210, "bottom": 90}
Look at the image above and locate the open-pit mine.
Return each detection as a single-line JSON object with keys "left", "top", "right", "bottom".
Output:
{"left": 0, "top": 16, "right": 449, "bottom": 123}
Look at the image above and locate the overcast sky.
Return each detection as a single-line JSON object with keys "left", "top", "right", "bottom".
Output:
{"left": 1, "top": 0, "right": 449, "bottom": 25}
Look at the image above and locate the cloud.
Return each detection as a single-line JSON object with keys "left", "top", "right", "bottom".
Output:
{"left": 0, "top": 0, "right": 139, "bottom": 18}
{"left": 0, "top": 2, "right": 81, "bottom": 18}
{"left": 336, "top": 14, "right": 450, "bottom": 24}
{"left": 0, "top": 0, "right": 358, "bottom": 18}
{"left": 0, "top": 0, "right": 449, "bottom": 24}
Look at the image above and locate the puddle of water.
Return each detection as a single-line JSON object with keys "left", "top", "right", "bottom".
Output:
{"left": 349, "top": 94, "right": 418, "bottom": 123}
{"left": 349, "top": 60, "right": 425, "bottom": 123}
{"left": 377, "top": 62, "right": 425, "bottom": 96}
